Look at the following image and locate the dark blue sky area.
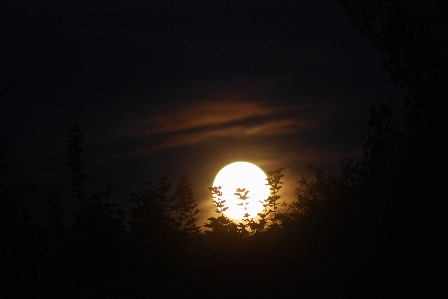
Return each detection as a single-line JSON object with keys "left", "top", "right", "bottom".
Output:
{"left": 1, "top": 0, "right": 405, "bottom": 225}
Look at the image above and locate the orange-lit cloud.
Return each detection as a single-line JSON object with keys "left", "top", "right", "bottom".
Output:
{"left": 123, "top": 95, "right": 332, "bottom": 156}
{"left": 120, "top": 73, "right": 340, "bottom": 156}
{"left": 130, "top": 99, "right": 287, "bottom": 137}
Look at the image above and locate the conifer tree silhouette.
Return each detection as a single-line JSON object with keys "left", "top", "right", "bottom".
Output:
{"left": 65, "top": 123, "right": 86, "bottom": 206}
{"left": 170, "top": 176, "right": 201, "bottom": 233}
{"left": 64, "top": 124, "right": 124, "bottom": 239}
{"left": 65, "top": 123, "right": 89, "bottom": 234}
{"left": 128, "top": 176, "right": 175, "bottom": 239}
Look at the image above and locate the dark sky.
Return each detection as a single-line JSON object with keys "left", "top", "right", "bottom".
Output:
{"left": 1, "top": 0, "right": 404, "bottom": 225}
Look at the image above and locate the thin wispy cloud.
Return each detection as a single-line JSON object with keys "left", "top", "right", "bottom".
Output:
{"left": 130, "top": 99, "right": 286, "bottom": 137}
{"left": 123, "top": 88, "right": 332, "bottom": 156}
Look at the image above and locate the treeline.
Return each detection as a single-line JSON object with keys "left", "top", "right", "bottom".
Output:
{"left": 0, "top": 105, "right": 440, "bottom": 298}
{"left": 2, "top": 1, "right": 446, "bottom": 297}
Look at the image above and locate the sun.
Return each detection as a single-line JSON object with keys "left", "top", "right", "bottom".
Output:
{"left": 213, "top": 161, "right": 270, "bottom": 221}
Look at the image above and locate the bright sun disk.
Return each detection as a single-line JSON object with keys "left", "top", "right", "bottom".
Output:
{"left": 213, "top": 161, "right": 270, "bottom": 221}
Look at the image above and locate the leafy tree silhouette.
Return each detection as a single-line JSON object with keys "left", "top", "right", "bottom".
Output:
{"left": 240, "top": 168, "right": 287, "bottom": 234}
{"left": 204, "top": 186, "right": 239, "bottom": 238}
{"left": 205, "top": 168, "right": 288, "bottom": 236}
{"left": 201, "top": 186, "right": 253, "bottom": 298}
{"left": 262, "top": 168, "right": 286, "bottom": 230}
{"left": 168, "top": 176, "right": 202, "bottom": 292}
{"left": 233, "top": 187, "right": 251, "bottom": 234}
{"left": 338, "top": 0, "right": 448, "bottom": 129}
{"left": 362, "top": 104, "right": 405, "bottom": 174}
{"left": 280, "top": 164, "right": 362, "bottom": 297}
{"left": 234, "top": 187, "right": 250, "bottom": 214}
{"left": 290, "top": 165, "right": 350, "bottom": 219}
{"left": 126, "top": 176, "right": 195, "bottom": 297}
{"left": 337, "top": 2, "right": 447, "bottom": 294}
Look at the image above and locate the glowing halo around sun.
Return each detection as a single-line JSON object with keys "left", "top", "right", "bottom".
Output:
{"left": 213, "top": 161, "right": 270, "bottom": 220}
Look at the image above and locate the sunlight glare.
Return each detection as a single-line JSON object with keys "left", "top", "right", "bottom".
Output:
{"left": 212, "top": 161, "right": 270, "bottom": 221}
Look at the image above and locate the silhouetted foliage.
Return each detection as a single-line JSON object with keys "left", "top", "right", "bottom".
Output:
{"left": 170, "top": 176, "right": 201, "bottom": 233}
{"left": 65, "top": 124, "right": 125, "bottom": 244}
{"left": 290, "top": 165, "right": 349, "bottom": 219}
{"left": 335, "top": 1, "right": 448, "bottom": 294}
{"left": 363, "top": 104, "right": 405, "bottom": 169}
{"left": 31, "top": 125, "right": 128, "bottom": 299}
{"left": 128, "top": 176, "right": 175, "bottom": 239}
{"left": 338, "top": 0, "right": 448, "bottom": 123}
{"left": 65, "top": 123, "right": 86, "bottom": 206}
{"left": 239, "top": 168, "right": 287, "bottom": 233}
{"left": 5, "top": 2, "right": 446, "bottom": 294}
{"left": 204, "top": 186, "right": 239, "bottom": 238}
{"left": 126, "top": 176, "right": 201, "bottom": 297}
{"left": 205, "top": 168, "right": 288, "bottom": 237}
{"left": 0, "top": 140, "right": 38, "bottom": 298}
{"left": 261, "top": 168, "right": 286, "bottom": 230}
{"left": 233, "top": 187, "right": 251, "bottom": 234}
{"left": 45, "top": 185, "right": 65, "bottom": 242}
{"left": 339, "top": 0, "right": 446, "bottom": 267}
{"left": 76, "top": 184, "right": 126, "bottom": 245}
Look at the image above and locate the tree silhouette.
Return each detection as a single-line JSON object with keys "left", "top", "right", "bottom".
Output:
{"left": 263, "top": 168, "right": 286, "bottom": 230}
{"left": 126, "top": 176, "right": 196, "bottom": 297}
{"left": 64, "top": 124, "right": 125, "bottom": 242}
{"left": 242, "top": 168, "right": 286, "bottom": 233}
{"left": 337, "top": 3, "right": 447, "bottom": 293}
{"left": 290, "top": 165, "right": 350, "bottom": 220}
{"left": 65, "top": 123, "right": 89, "bottom": 234}
{"left": 128, "top": 176, "right": 175, "bottom": 239}
{"left": 338, "top": 0, "right": 448, "bottom": 125}
{"left": 79, "top": 184, "right": 126, "bottom": 246}
{"left": 204, "top": 186, "right": 239, "bottom": 238}
{"left": 233, "top": 187, "right": 251, "bottom": 234}
{"left": 34, "top": 124, "right": 128, "bottom": 298}
{"left": 65, "top": 123, "right": 86, "bottom": 207}
{"left": 341, "top": 0, "right": 447, "bottom": 284}
{"left": 170, "top": 176, "right": 201, "bottom": 234}
{"left": 45, "top": 185, "right": 65, "bottom": 242}
{"left": 206, "top": 169, "right": 288, "bottom": 236}
{"left": 0, "top": 140, "right": 37, "bottom": 298}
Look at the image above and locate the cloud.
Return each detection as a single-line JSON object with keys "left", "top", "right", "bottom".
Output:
{"left": 131, "top": 99, "right": 282, "bottom": 137}
{"left": 122, "top": 97, "right": 329, "bottom": 156}
{"left": 121, "top": 74, "right": 336, "bottom": 157}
